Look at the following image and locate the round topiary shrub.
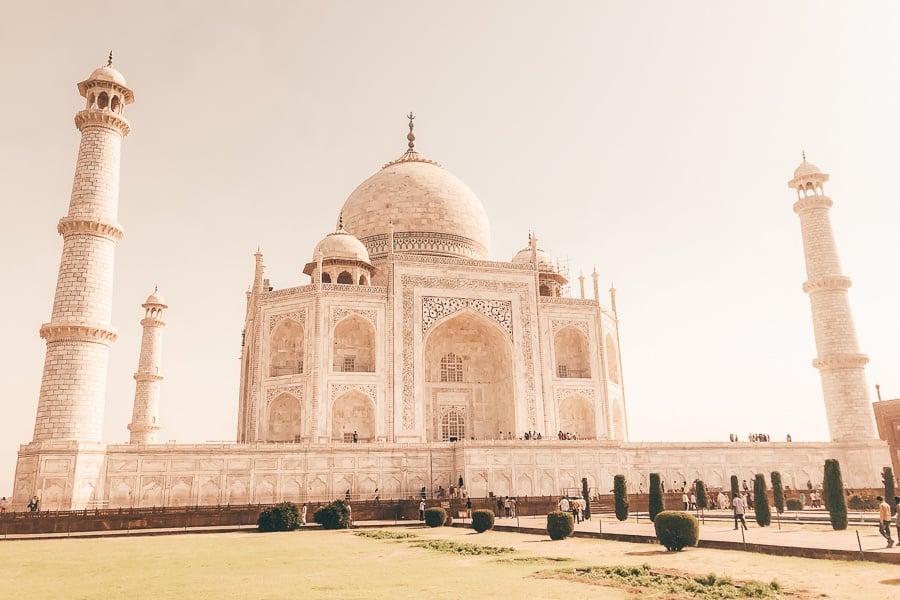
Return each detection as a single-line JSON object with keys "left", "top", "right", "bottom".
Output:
{"left": 257, "top": 502, "right": 301, "bottom": 532}
{"left": 653, "top": 511, "right": 699, "bottom": 551}
{"left": 547, "top": 511, "right": 575, "bottom": 540}
{"left": 471, "top": 509, "right": 495, "bottom": 533}
{"left": 424, "top": 507, "right": 447, "bottom": 527}
{"left": 314, "top": 500, "right": 352, "bottom": 530}
{"left": 786, "top": 498, "right": 803, "bottom": 511}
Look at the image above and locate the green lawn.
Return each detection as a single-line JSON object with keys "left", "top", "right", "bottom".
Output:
{"left": 3, "top": 526, "right": 898, "bottom": 599}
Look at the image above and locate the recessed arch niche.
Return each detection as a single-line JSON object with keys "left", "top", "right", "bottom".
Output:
{"left": 267, "top": 393, "right": 301, "bottom": 442}
{"left": 558, "top": 393, "right": 596, "bottom": 439}
{"left": 331, "top": 390, "right": 375, "bottom": 442}
{"left": 554, "top": 326, "right": 591, "bottom": 378}
{"left": 424, "top": 310, "right": 514, "bottom": 441}
{"left": 333, "top": 315, "right": 375, "bottom": 372}
{"left": 269, "top": 319, "right": 304, "bottom": 377}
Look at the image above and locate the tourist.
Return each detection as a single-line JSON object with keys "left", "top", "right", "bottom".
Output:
{"left": 345, "top": 489, "right": 351, "bottom": 501}
{"left": 510, "top": 497, "right": 517, "bottom": 518}
{"left": 301, "top": 503, "right": 307, "bottom": 526}
{"left": 465, "top": 497, "right": 472, "bottom": 518}
{"left": 373, "top": 488, "right": 380, "bottom": 502}
{"left": 497, "top": 497, "right": 504, "bottom": 517}
{"left": 689, "top": 492, "right": 697, "bottom": 511}
{"left": 27, "top": 496, "right": 39, "bottom": 512}
{"left": 894, "top": 496, "right": 900, "bottom": 543}
{"left": 419, "top": 499, "right": 425, "bottom": 521}
{"left": 732, "top": 493, "right": 747, "bottom": 530}
{"left": 504, "top": 496, "right": 511, "bottom": 517}
{"left": 717, "top": 491, "right": 729, "bottom": 510}
{"left": 352, "top": 430, "right": 358, "bottom": 443}
{"left": 877, "top": 496, "right": 894, "bottom": 548}
{"left": 0, "top": 496, "right": 7, "bottom": 513}
{"left": 682, "top": 491, "right": 689, "bottom": 510}
{"left": 559, "top": 496, "right": 570, "bottom": 513}
{"left": 638, "top": 482, "right": 644, "bottom": 495}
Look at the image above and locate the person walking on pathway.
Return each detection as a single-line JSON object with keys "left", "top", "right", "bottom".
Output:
{"left": 301, "top": 504, "right": 307, "bottom": 526}
{"left": 732, "top": 493, "right": 747, "bottom": 530}
{"left": 419, "top": 499, "right": 425, "bottom": 521}
{"left": 894, "top": 496, "right": 900, "bottom": 543}
{"left": 877, "top": 496, "right": 894, "bottom": 548}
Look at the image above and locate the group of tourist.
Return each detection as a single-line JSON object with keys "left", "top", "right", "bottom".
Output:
{"left": 558, "top": 496, "right": 589, "bottom": 523}
{"left": 556, "top": 430, "right": 578, "bottom": 440}
{"left": 496, "top": 496, "right": 518, "bottom": 518}
{"left": 727, "top": 433, "right": 780, "bottom": 442}
{"left": 522, "top": 431, "right": 542, "bottom": 440}
{"left": 877, "top": 496, "right": 900, "bottom": 548}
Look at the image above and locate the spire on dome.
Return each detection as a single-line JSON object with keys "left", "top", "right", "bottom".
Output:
{"left": 108, "top": 51, "right": 113, "bottom": 67}
{"left": 337, "top": 211, "right": 344, "bottom": 231}
{"left": 801, "top": 149, "right": 806, "bottom": 162}
{"left": 382, "top": 112, "right": 441, "bottom": 169}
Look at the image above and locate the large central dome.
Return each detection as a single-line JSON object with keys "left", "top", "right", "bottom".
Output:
{"left": 339, "top": 121, "right": 491, "bottom": 261}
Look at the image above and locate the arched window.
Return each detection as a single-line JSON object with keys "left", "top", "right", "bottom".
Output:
{"left": 359, "top": 274, "right": 368, "bottom": 285}
{"left": 337, "top": 271, "right": 353, "bottom": 284}
{"left": 98, "top": 92, "right": 109, "bottom": 109}
{"left": 539, "top": 284, "right": 551, "bottom": 296}
{"left": 110, "top": 95, "right": 121, "bottom": 112}
{"left": 440, "top": 352, "right": 463, "bottom": 382}
{"left": 321, "top": 272, "right": 332, "bottom": 283}
{"left": 441, "top": 409, "right": 465, "bottom": 441}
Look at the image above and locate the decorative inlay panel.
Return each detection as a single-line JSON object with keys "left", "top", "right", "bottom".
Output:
{"left": 330, "top": 383, "right": 377, "bottom": 402}
{"left": 551, "top": 320, "right": 589, "bottom": 336}
{"left": 331, "top": 307, "right": 377, "bottom": 326}
{"left": 268, "top": 311, "right": 306, "bottom": 332}
{"left": 422, "top": 297, "right": 512, "bottom": 337}
{"left": 555, "top": 387, "right": 596, "bottom": 402}
{"left": 266, "top": 385, "right": 304, "bottom": 405}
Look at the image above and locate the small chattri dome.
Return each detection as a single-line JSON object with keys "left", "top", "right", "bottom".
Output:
{"left": 313, "top": 228, "right": 371, "bottom": 264}
{"left": 793, "top": 159, "right": 821, "bottom": 178}
{"left": 145, "top": 288, "right": 166, "bottom": 306}
{"left": 512, "top": 247, "right": 557, "bottom": 272}
{"left": 88, "top": 65, "right": 128, "bottom": 87}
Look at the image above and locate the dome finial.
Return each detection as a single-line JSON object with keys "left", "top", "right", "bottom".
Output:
{"left": 801, "top": 149, "right": 806, "bottom": 162}
{"left": 337, "top": 211, "right": 344, "bottom": 231}
{"left": 108, "top": 50, "right": 113, "bottom": 67}
{"left": 407, "top": 112, "right": 416, "bottom": 150}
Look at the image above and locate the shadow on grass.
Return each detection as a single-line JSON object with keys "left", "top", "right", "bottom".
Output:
{"left": 880, "top": 578, "right": 900, "bottom": 586}
{"left": 624, "top": 549, "right": 669, "bottom": 556}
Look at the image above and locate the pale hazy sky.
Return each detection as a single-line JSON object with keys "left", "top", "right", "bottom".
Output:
{"left": 2, "top": 1, "right": 899, "bottom": 493}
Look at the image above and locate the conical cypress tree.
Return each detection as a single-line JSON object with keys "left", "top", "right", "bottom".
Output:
{"left": 649, "top": 473, "right": 664, "bottom": 522}
{"left": 614, "top": 474, "right": 629, "bottom": 521}
{"left": 694, "top": 480, "right": 708, "bottom": 511}
{"left": 753, "top": 474, "right": 770, "bottom": 526}
{"left": 883, "top": 467, "right": 896, "bottom": 516}
{"left": 771, "top": 471, "right": 785, "bottom": 515}
{"left": 823, "top": 459, "right": 848, "bottom": 530}
{"left": 730, "top": 475, "right": 740, "bottom": 499}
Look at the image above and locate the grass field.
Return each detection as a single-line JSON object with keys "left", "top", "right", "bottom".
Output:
{"left": 3, "top": 526, "right": 899, "bottom": 599}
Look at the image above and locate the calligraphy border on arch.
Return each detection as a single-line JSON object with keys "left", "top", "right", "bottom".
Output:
{"left": 266, "top": 385, "right": 305, "bottom": 406}
{"left": 401, "top": 275, "right": 536, "bottom": 430}
{"left": 422, "top": 297, "right": 512, "bottom": 337}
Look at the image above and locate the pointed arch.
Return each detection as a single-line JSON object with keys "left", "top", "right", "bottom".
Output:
{"left": 558, "top": 393, "right": 596, "bottom": 439}
{"left": 605, "top": 334, "right": 620, "bottom": 384}
{"left": 270, "top": 319, "right": 304, "bottom": 376}
{"left": 554, "top": 326, "right": 591, "bottom": 378}
{"left": 333, "top": 315, "right": 375, "bottom": 372}
{"left": 337, "top": 271, "right": 353, "bottom": 284}
{"left": 267, "top": 393, "right": 301, "bottom": 442}
{"left": 331, "top": 390, "right": 375, "bottom": 442}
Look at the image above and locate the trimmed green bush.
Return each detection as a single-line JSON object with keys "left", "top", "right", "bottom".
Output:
{"left": 771, "top": 471, "right": 785, "bottom": 515}
{"left": 730, "top": 475, "right": 740, "bottom": 499}
{"left": 614, "top": 474, "right": 629, "bottom": 521}
{"left": 786, "top": 498, "right": 803, "bottom": 511}
{"left": 547, "top": 511, "right": 575, "bottom": 540}
{"left": 653, "top": 511, "right": 699, "bottom": 551}
{"left": 314, "top": 500, "right": 352, "bottom": 530}
{"left": 649, "top": 473, "right": 664, "bottom": 522}
{"left": 823, "top": 458, "right": 848, "bottom": 530}
{"left": 694, "top": 480, "right": 708, "bottom": 511}
{"left": 753, "top": 474, "right": 771, "bottom": 527}
{"left": 471, "top": 509, "right": 495, "bottom": 533}
{"left": 424, "top": 507, "right": 447, "bottom": 527}
{"left": 847, "top": 495, "right": 879, "bottom": 510}
{"left": 257, "top": 502, "right": 300, "bottom": 532}
{"left": 884, "top": 467, "right": 896, "bottom": 516}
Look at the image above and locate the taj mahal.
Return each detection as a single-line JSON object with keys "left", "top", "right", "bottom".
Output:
{"left": 9, "top": 59, "right": 891, "bottom": 510}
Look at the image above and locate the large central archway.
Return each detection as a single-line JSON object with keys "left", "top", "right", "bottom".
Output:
{"left": 424, "top": 310, "right": 514, "bottom": 441}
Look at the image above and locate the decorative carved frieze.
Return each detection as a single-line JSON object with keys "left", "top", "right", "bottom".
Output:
{"left": 331, "top": 307, "right": 377, "bottom": 326}
{"left": 265, "top": 385, "right": 305, "bottom": 405}
{"left": 39, "top": 323, "right": 117, "bottom": 345}
{"left": 330, "top": 383, "right": 377, "bottom": 403}
{"left": 551, "top": 320, "right": 589, "bottom": 336}
{"left": 555, "top": 387, "right": 596, "bottom": 402}
{"left": 268, "top": 311, "right": 306, "bottom": 332}
{"left": 422, "top": 297, "right": 512, "bottom": 337}
{"left": 57, "top": 217, "right": 124, "bottom": 242}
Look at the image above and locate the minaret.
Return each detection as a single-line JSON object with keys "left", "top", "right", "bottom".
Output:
{"left": 128, "top": 289, "right": 167, "bottom": 444}
{"left": 788, "top": 156, "right": 876, "bottom": 441}
{"left": 31, "top": 55, "right": 134, "bottom": 442}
